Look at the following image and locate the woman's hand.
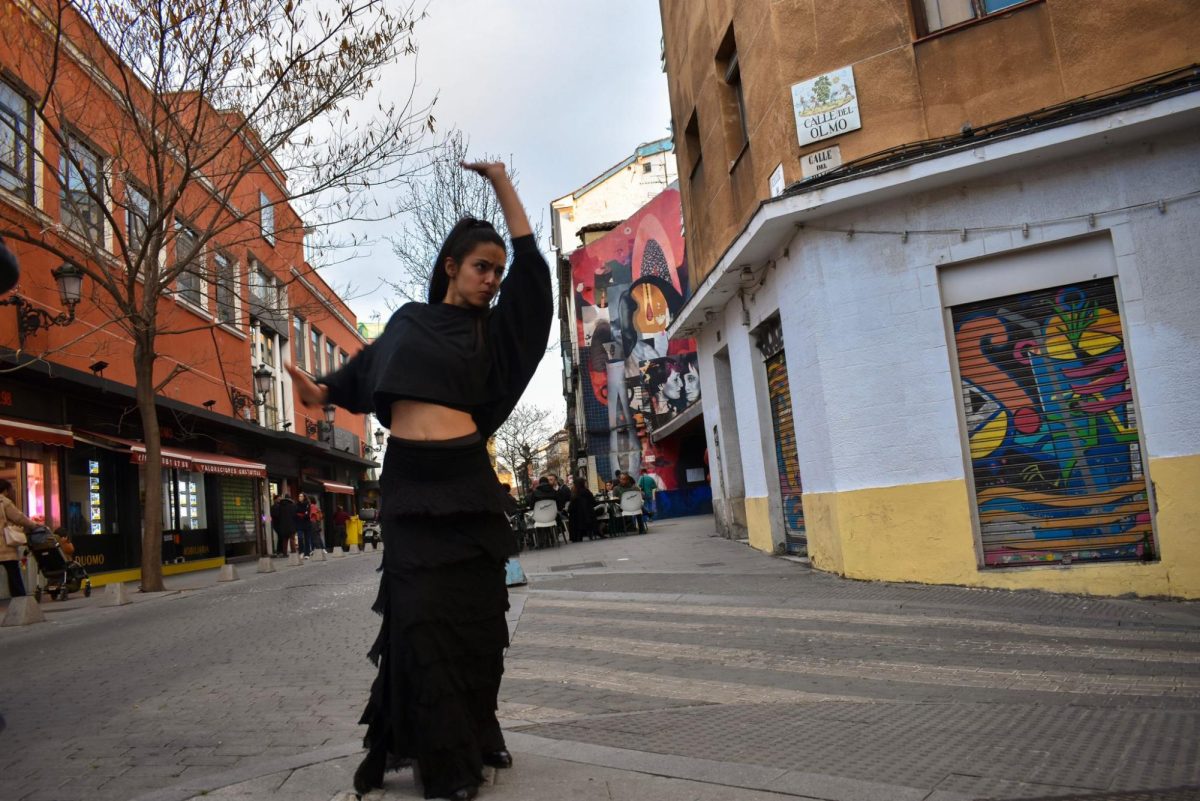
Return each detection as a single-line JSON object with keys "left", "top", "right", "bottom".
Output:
{"left": 286, "top": 362, "right": 329, "bottom": 409}
{"left": 462, "top": 160, "right": 531, "bottom": 238}
{"left": 461, "top": 161, "right": 509, "bottom": 184}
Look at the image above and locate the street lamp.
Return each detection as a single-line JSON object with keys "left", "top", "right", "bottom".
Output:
{"left": 363, "top": 428, "right": 387, "bottom": 456}
{"left": 0, "top": 261, "right": 86, "bottom": 347}
{"left": 232, "top": 365, "right": 275, "bottom": 422}
{"left": 253, "top": 364, "right": 274, "bottom": 398}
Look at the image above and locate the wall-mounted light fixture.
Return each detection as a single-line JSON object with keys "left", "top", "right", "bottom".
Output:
{"left": 0, "top": 262, "right": 85, "bottom": 347}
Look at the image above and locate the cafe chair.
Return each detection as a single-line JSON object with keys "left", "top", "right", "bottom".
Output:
{"left": 530, "top": 499, "right": 560, "bottom": 549}
{"left": 619, "top": 490, "right": 647, "bottom": 534}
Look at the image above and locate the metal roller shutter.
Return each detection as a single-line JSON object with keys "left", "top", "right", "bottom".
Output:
{"left": 765, "top": 351, "right": 806, "bottom": 553}
{"left": 951, "top": 277, "right": 1153, "bottom": 567}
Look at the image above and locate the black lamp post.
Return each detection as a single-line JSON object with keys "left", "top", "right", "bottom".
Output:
{"left": 231, "top": 366, "right": 274, "bottom": 422}
{"left": 363, "top": 427, "right": 387, "bottom": 456}
{"left": 0, "top": 261, "right": 86, "bottom": 347}
{"left": 253, "top": 365, "right": 274, "bottom": 398}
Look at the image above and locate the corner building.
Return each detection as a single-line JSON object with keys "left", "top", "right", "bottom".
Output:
{"left": 659, "top": 0, "right": 1200, "bottom": 597}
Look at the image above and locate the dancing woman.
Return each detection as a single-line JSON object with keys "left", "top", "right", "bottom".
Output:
{"left": 288, "top": 162, "right": 551, "bottom": 800}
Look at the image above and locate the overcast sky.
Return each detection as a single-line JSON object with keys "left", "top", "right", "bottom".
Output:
{"left": 321, "top": 0, "right": 674, "bottom": 429}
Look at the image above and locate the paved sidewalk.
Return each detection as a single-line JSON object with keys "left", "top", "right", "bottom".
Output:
{"left": 3, "top": 517, "right": 1198, "bottom": 801}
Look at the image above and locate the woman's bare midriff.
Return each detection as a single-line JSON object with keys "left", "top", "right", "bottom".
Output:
{"left": 389, "top": 399, "right": 479, "bottom": 441}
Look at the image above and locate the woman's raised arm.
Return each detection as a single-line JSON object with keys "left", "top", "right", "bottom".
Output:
{"left": 461, "top": 162, "right": 532, "bottom": 240}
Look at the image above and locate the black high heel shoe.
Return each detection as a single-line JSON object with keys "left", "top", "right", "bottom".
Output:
{"left": 353, "top": 741, "right": 387, "bottom": 795}
{"left": 482, "top": 749, "right": 513, "bottom": 769}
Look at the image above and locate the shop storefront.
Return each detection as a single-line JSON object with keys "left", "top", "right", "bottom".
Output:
{"left": 129, "top": 444, "right": 267, "bottom": 564}
{"left": 0, "top": 417, "right": 71, "bottom": 532}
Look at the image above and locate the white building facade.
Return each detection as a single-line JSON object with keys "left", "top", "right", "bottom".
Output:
{"left": 673, "top": 90, "right": 1200, "bottom": 598}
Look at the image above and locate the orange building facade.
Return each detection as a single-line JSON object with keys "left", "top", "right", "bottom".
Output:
{"left": 0, "top": 0, "right": 377, "bottom": 588}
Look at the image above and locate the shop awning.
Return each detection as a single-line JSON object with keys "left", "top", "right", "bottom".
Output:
{"left": 0, "top": 416, "right": 74, "bottom": 447}
{"left": 76, "top": 432, "right": 267, "bottom": 477}
{"left": 320, "top": 480, "right": 356, "bottom": 495}
{"left": 129, "top": 445, "right": 268, "bottom": 478}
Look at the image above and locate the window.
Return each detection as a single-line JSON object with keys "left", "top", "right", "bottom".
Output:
{"left": 60, "top": 134, "right": 104, "bottom": 243}
{"left": 292, "top": 314, "right": 306, "bottom": 371}
{"left": 260, "top": 191, "right": 274, "bottom": 245}
{"left": 126, "top": 185, "right": 151, "bottom": 258}
{"left": 916, "top": 0, "right": 1029, "bottom": 34}
{"left": 325, "top": 339, "right": 336, "bottom": 376}
{"left": 168, "top": 469, "right": 208, "bottom": 532}
{"left": 684, "top": 110, "right": 702, "bottom": 179}
{"left": 259, "top": 326, "right": 276, "bottom": 368}
{"left": 215, "top": 251, "right": 236, "bottom": 325}
{"left": 175, "top": 221, "right": 204, "bottom": 308}
{"left": 248, "top": 261, "right": 276, "bottom": 312}
{"left": 642, "top": 162, "right": 653, "bottom": 174}
{"left": 310, "top": 326, "right": 322, "bottom": 374}
{"left": 339, "top": 349, "right": 348, "bottom": 370}
{"left": 716, "top": 26, "right": 748, "bottom": 157}
{"left": 0, "top": 79, "right": 33, "bottom": 200}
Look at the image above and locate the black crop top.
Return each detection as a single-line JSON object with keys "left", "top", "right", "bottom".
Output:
{"left": 316, "top": 234, "right": 552, "bottom": 438}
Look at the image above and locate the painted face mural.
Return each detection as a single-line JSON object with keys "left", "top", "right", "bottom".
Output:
{"left": 952, "top": 279, "right": 1151, "bottom": 567}
{"left": 570, "top": 188, "right": 698, "bottom": 488}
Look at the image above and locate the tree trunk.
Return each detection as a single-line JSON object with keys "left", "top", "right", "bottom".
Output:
{"left": 134, "top": 335, "right": 166, "bottom": 592}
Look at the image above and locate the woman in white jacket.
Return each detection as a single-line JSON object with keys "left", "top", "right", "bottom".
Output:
{"left": 0, "top": 477, "right": 36, "bottom": 597}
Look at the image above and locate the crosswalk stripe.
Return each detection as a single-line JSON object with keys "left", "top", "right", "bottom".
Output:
{"left": 511, "top": 630, "right": 1200, "bottom": 696}
{"left": 526, "top": 596, "right": 1200, "bottom": 644}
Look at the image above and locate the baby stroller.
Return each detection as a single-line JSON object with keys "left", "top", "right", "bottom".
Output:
{"left": 28, "top": 526, "right": 92, "bottom": 602}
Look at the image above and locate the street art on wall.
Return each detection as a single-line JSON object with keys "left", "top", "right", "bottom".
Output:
{"left": 570, "top": 188, "right": 697, "bottom": 488}
{"left": 766, "top": 352, "right": 805, "bottom": 548}
{"left": 952, "top": 278, "right": 1152, "bottom": 567}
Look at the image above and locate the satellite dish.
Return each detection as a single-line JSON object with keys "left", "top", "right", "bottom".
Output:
{"left": 0, "top": 237, "right": 18, "bottom": 295}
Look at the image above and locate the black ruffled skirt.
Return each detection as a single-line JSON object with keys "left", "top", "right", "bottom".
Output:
{"left": 360, "top": 434, "right": 517, "bottom": 799}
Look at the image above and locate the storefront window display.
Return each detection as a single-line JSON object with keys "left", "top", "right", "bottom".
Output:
{"left": 66, "top": 448, "right": 119, "bottom": 537}
{"left": 171, "top": 469, "right": 208, "bottom": 531}
{"left": 0, "top": 447, "right": 61, "bottom": 529}
{"left": 139, "top": 466, "right": 216, "bottom": 562}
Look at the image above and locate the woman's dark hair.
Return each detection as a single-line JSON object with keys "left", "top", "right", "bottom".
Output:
{"left": 572, "top": 477, "right": 588, "bottom": 495}
{"left": 0, "top": 478, "right": 11, "bottom": 495}
{"left": 427, "top": 217, "right": 506, "bottom": 304}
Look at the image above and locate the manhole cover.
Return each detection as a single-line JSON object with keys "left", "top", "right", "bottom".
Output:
{"left": 549, "top": 561, "right": 605, "bottom": 572}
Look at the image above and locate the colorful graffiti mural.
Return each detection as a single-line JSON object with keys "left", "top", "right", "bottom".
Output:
{"left": 571, "top": 188, "right": 698, "bottom": 488}
{"left": 766, "top": 352, "right": 805, "bottom": 547}
{"left": 952, "top": 278, "right": 1152, "bottom": 567}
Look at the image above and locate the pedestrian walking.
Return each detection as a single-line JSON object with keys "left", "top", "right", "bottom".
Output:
{"left": 309, "top": 501, "right": 326, "bottom": 552}
{"left": 637, "top": 467, "right": 660, "bottom": 520}
{"left": 274, "top": 494, "right": 297, "bottom": 556}
{"left": 295, "top": 493, "right": 313, "bottom": 557}
{"left": 288, "top": 160, "right": 550, "bottom": 801}
{"left": 332, "top": 505, "right": 351, "bottom": 552}
{"left": 0, "top": 477, "right": 37, "bottom": 597}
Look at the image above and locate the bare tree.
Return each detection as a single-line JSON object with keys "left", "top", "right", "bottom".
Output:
{"left": 387, "top": 131, "right": 542, "bottom": 304}
{"left": 0, "top": 0, "right": 435, "bottom": 590}
{"left": 491, "top": 403, "right": 553, "bottom": 497}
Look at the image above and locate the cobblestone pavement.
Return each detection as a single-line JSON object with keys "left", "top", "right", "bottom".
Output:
{"left": 503, "top": 521, "right": 1200, "bottom": 800}
{"left": 2, "top": 518, "right": 1198, "bottom": 801}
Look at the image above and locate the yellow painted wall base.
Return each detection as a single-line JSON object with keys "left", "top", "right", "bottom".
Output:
{"left": 87, "top": 557, "right": 227, "bottom": 588}
{"left": 804, "top": 454, "right": 1200, "bottom": 600}
{"left": 744, "top": 496, "right": 775, "bottom": 553}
